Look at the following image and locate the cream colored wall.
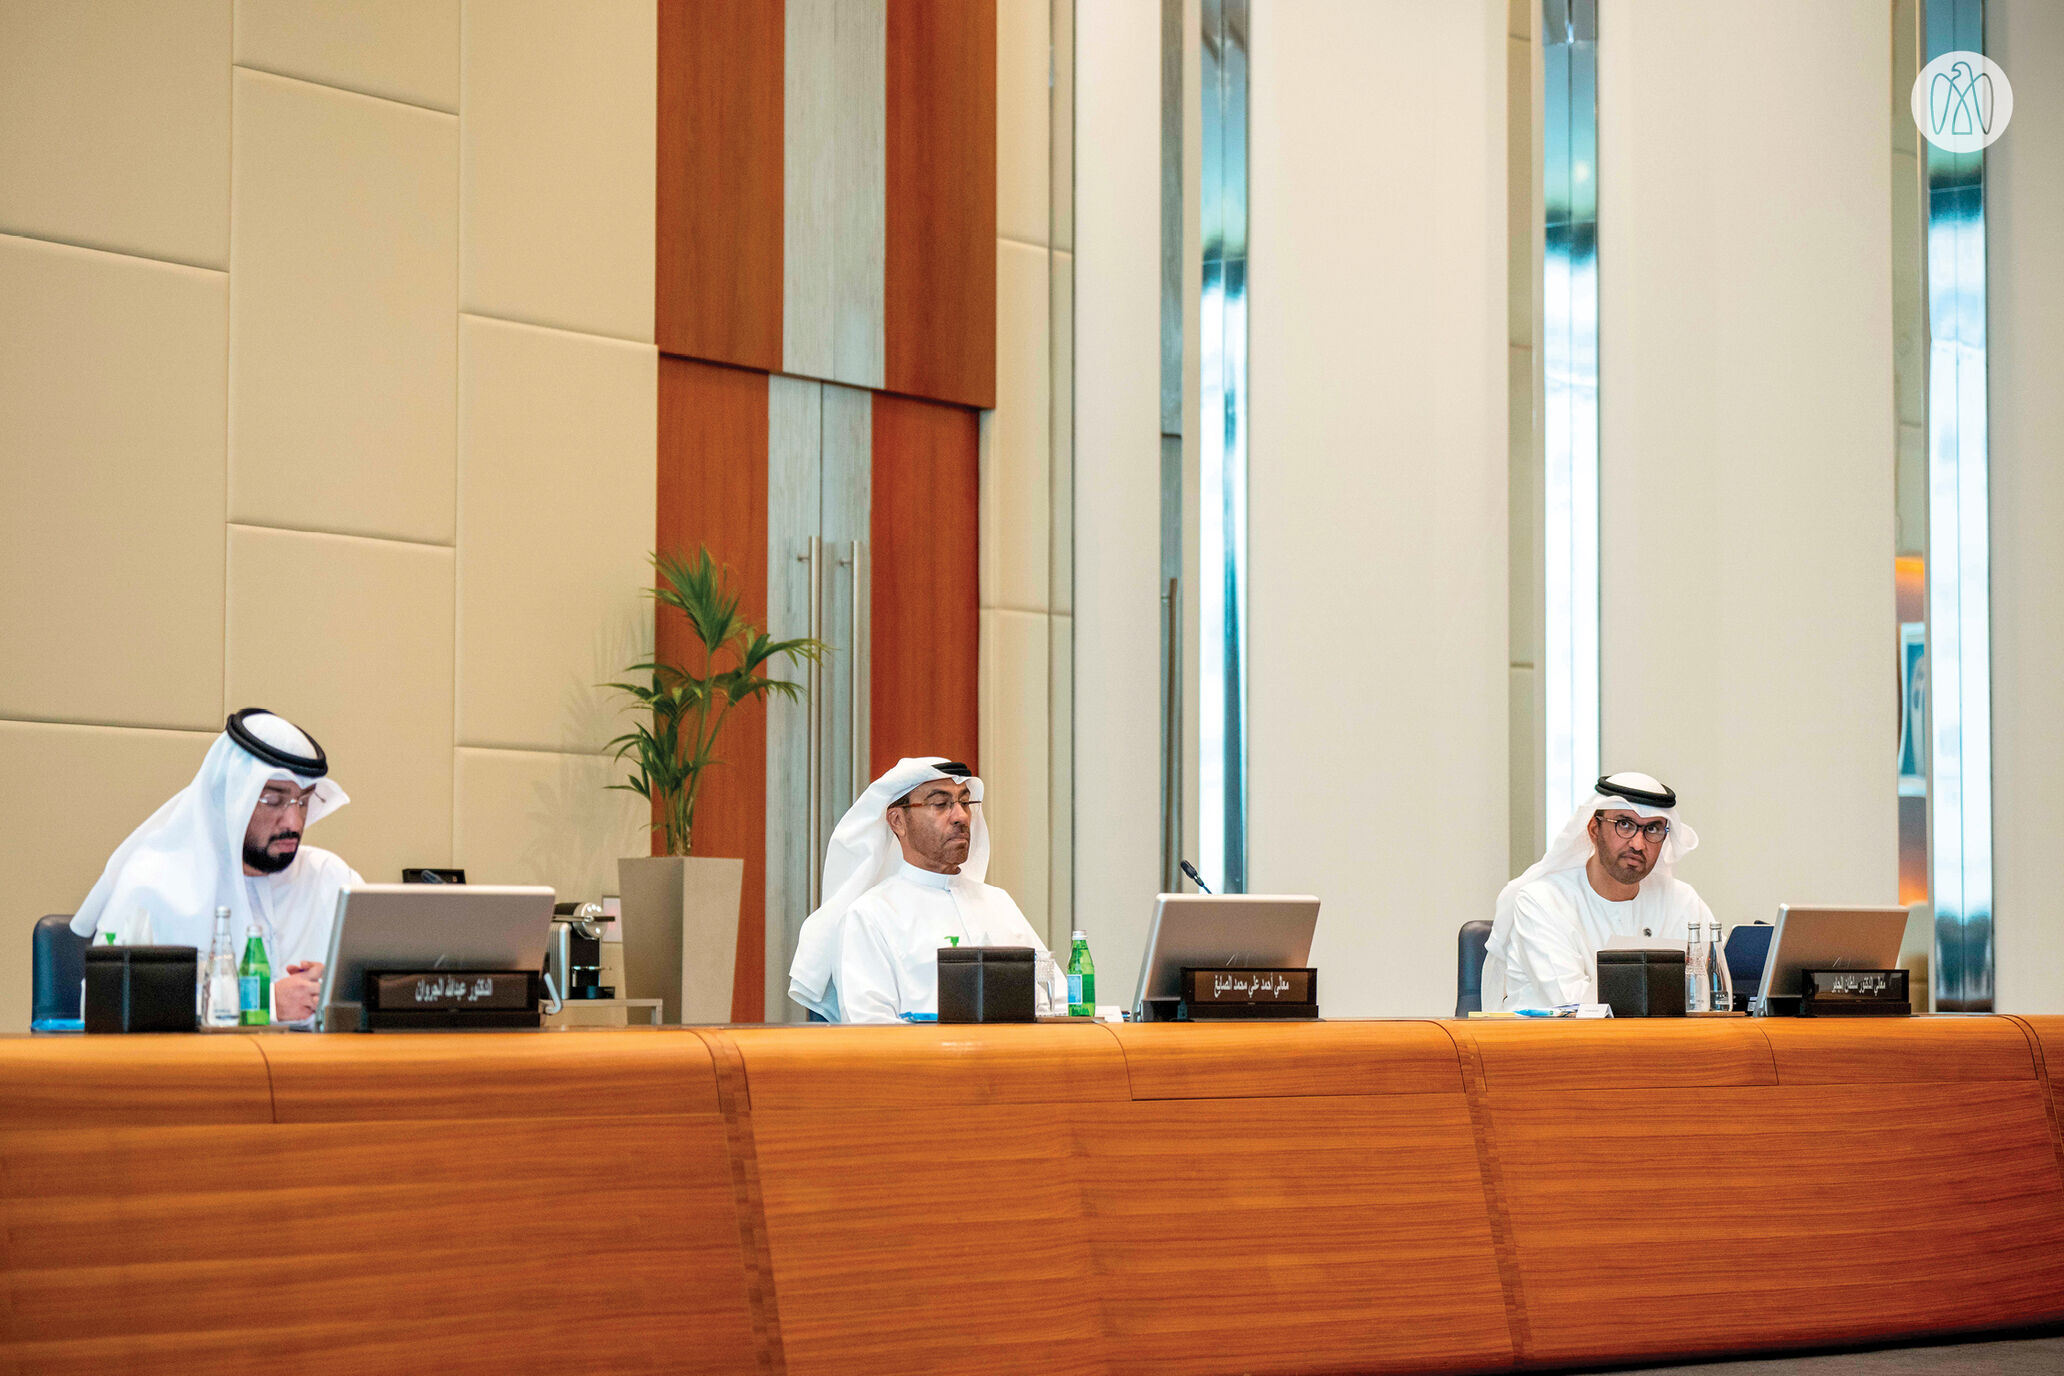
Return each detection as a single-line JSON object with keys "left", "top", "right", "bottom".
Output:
{"left": 981, "top": 0, "right": 1075, "bottom": 949}
{"left": 1990, "top": 0, "right": 2064, "bottom": 1014}
{"left": 1245, "top": 0, "right": 1511, "bottom": 1017}
{"left": 1596, "top": 1, "right": 1896, "bottom": 926}
{"left": 0, "top": 0, "right": 656, "bottom": 1029}
{"left": 1070, "top": 0, "right": 1163, "bottom": 1003}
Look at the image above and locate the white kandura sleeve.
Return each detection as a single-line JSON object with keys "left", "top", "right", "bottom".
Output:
{"left": 1505, "top": 886, "right": 1596, "bottom": 1008}
{"left": 990, "top": 889, "right": 1068, "bottom": 1009}
{"left": 835, "top": 903, "right": 907, "bottom": 1024}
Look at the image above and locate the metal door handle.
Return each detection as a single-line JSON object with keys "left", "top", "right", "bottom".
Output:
{"left": 801, "top": 537, "right": 823, "bottom": 911}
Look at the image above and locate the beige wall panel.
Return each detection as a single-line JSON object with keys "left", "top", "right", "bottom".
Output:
{"left": 979, "top": 608, "right": 1051, "bottom": 931}
{"left": 0, "top": 0, "right": 230, "bottom": 268}
{"left": 998, "top": 0, "right": 1051, "bottom": 248}
{"left": 229, "top": 69, "right": 457, "bottom": 545}
{"left": 453, "top": 747, "right": 649, "bottom": 902}
{"left": 457, "top": 316, "right": 657, "bottom": 754}
{"left": 1051, "top": 0, "right": 1073, "bottom": 253}
{"left": 1990, "top": 0, "right": 2064, "bottom": 1014}
{"left": 236, "top": 0, "right": 458, "bottom": 112}
{"left": 461, "top": 0, "right": 655, "bottom": 344}
{"left": 225, "top": 526, "right": 454, "bottom": 886}
{"left": 0, "top": 235, "right": 225, "bottom": 730}
{"left": 1071, "top": 0, "right": 1161, "bottom": 1004}
{"left": 983, "top": 240, "right": 1053, "bottom": 613}
{"left": 1247, "top": 0, "right": 1508, "bottom": 1018}
{"left": 1597, "top": 2, "right": 1894, "bottom": 926}
{"left": 0, "top": 721, "right": 217, "bottom": 1030}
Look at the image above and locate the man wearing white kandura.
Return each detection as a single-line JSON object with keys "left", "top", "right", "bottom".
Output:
{"left": 1482, "top": 771, "right": 1717, "bottom": 1012}
{"left": 786, "top": 756, "right": 1067, "bottom": 1023}
{"left": 70, "top": 708, "right": 364, "bottom": 1023}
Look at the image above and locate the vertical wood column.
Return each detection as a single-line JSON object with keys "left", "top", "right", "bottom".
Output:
{"left": 872, "top": 392, "right": 980, "bottom": 774}
{"left": 659, "top": 357, "right": 771, "bottom": 1023}
{"left": 885, "top": 0, "right": 997, "bottom": 409}
{"left": 657, "top": 0, "right": 785, "bottom": 370}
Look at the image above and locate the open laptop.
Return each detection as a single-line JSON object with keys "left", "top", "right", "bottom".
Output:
{"left": 1130, "top": 893, "right": 1321, "bottom": 1021}
{"left": 1751, "top": 904, "right": 1909, "bottom": 1015}
{"left": 317, "top": 884, "right": 555, "bottom": 1031}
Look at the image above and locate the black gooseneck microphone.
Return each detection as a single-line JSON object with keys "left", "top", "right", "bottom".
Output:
{"left": 1179, "top": 860, "right": 1213, "bottom": 895}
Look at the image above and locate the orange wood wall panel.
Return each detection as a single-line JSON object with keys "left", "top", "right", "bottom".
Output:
{"left": 0, "top": 1034, "right": 759, "bottom": 1375}
{"left": 656, "top": 0, "right": 784, "bottom": 371}
{"left": 719, "top": 1026, "right": 1118, "bottom": 1376}
{"left": 884, "top": 0, "right": 997, "bottom": 409}
{"left": 1462, "top": 1016, "right": 1778, "bottom": 1090}
{"left": 1080, "top": 1096, "right": 1513, "bottom": 1376}
{"left": 1454, "top": 1021, "right": 2064, "bottom": 1368}
{"left": 724, "top": 1022, "right": 1130, "bottom": 1109}
{"left": 0, "top": 1034, "right": 271, "bottom": 1126}
{"left": 870, "top": 392, "right": 980, "bottom": 775}
{"left": 1111, "top": 1019, "right": 1464, "bottom": 1099}
{"left": 659, "top": 357, "right": 771, "bottom": 1022}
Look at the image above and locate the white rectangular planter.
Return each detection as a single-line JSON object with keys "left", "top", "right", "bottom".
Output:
{"left": 616, "top": 854, "right": 743, "bottom": 1025}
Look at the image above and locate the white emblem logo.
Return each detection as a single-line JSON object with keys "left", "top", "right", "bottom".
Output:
{"left": 1912, "top": 51, "right": 2013, "bottom": 153}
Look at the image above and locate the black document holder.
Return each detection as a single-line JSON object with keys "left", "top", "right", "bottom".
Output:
{"left": 936, "top": 946, "right": 1036, "bottom": 1023}
{"left": 1596, "top": 948, "right": 1687, "bottom": 1018}
{"left": 84, "top": 945, "right": 198, "bottom": 1033}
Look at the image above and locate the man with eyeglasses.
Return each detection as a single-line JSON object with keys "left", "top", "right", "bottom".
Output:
{"left": 1480, "top": 772, "right": 1716, "bottom": 1012}
{"left": 72, "top": 708, "right": 364, "bottom": 1022}
{"left": 787, "top": 756, "right": 1067, "bottom": 1022}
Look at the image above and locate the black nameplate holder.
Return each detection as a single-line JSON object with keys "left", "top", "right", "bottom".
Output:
{"left": 1176, "top": 967, "right": 1318, "bottom": 1021}
{"left": 1799, "top": 968, "right": 1909, "bottom": 1017}
{"left": 361, "top": 970, "right": 542, "bottom": 1030}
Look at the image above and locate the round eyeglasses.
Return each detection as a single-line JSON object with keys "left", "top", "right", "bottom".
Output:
{"left": 1606, "top": 815, "right": 1669, "bottom": 843}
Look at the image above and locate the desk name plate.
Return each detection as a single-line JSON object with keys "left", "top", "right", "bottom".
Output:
{"left": 1177, "top": 967, "right": 1318, "bottom": 1020}
{"left": 361, "top": 970, "right": 542, "bottom": 1029}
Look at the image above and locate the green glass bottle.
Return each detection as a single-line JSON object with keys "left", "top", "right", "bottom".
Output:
{"left": 1066, "top": 930, "right": 1095, "bottom": 1018}
{"left": 238, "top": 925, "right": 271, "bottom": 1027}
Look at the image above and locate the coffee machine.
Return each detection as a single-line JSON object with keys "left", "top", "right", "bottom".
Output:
{"left": 546, "top": 901, "right": 616, "bottom": 1001}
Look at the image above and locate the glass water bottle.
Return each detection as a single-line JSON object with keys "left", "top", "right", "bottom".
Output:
{"left": 1707, "top": 923, "right": 1734, "bottom": 1012}
{"left": 1685, "top": 924, "right": 1710, "bottom": 1013}
{"left": 204, "top": 907, "right": 241, "bottom": 1027}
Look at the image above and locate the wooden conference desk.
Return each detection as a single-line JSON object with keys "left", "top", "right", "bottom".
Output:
{"left": 3, "top": 1017, "right": 2063, "bottom": 1375}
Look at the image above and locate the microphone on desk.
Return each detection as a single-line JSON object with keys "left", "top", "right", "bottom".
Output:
{"left": 1179, "top": 860, "right": 1213, "bottom": 895}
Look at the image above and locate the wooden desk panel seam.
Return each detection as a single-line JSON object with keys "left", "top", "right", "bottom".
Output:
{"left": 248, "top": 1035, "right": 282, "bottom": 1124}
{"left": 1440, "top": 1022, "right": 1531, "bottom": 1368}
{"left": 695, "top": 1030, "right": 788, "bottom": 1376}
{"left": 2005, "top": 1016, "right": 2064, "bottom": 1189}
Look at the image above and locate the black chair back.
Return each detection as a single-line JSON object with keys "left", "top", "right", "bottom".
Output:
{"left": 33, "top": 914, "right": 91, "bottom": 1024}
{"left": 1456, "top": 919, "right": 1493, "bottom": 1017}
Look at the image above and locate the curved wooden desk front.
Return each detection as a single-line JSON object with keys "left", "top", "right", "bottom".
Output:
{"left": 2, "top": 1017, "right": 2061, "bottom": 1375}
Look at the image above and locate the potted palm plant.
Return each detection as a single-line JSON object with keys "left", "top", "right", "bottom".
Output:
{"left": 609, "top": 548, "right": 820, "bottom": 1024}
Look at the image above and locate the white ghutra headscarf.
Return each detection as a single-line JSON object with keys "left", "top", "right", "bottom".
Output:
{"left": 1481, "top": 771, "right": 1699, "bottom": 1010}
{"left": 786, "top": 756, "right": 989, "bottom": 1020}
{"left": 71, "top": 710, "right": 349, "bottom": 945}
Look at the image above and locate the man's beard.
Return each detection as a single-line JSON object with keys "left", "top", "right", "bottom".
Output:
{"left": 244, "top": 834, "right": 300, "bottom": 875}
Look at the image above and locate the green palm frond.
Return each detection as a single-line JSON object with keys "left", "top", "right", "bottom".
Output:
{"left": 605, "top": 547, "right": 826, "bottom": 855}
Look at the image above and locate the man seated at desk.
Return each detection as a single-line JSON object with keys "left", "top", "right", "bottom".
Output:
{"left": 1482, "top": 771, "right": 1716, "bottom": 1011}
{"left": 787, "top": 756, "right": 1066, "bottom": 1022}
{"left": 70, "top": 708, "right": 362, "bottom": 1022}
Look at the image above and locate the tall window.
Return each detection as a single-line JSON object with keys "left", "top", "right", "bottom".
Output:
{"left": 1922, "top": 0, "right": 1995, "bottom": 1009}
{"left": 1541, "top": 0, "right": 1600, "bottom": 842}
